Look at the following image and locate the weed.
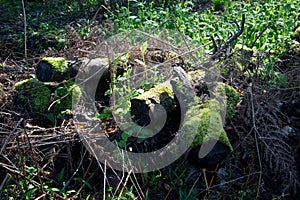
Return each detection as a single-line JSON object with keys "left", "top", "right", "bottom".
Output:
{"left": 1, "top": 163, "right": 78, "bottom": 199}
{"left": 106, "top": 186, "right": 136, "bottom": 200}
{"left": 140, "top": 41, "right": 148, "bottom": 64}
{"left": 106, "top": 0, "right": 299, "bottom": 87}
{"left": 95, "top": 107, "right": 112, "bottom": 120}
{"left": 212, "top": 0, "right": 229, "bottom": 11}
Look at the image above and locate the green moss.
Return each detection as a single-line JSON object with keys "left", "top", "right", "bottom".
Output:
{"left": 135, "top": 82, "right": 176, "bottom": 112}
{"left": 183, "top": 102, "right": 232, "bottom": 150}
{"left": 54, "top": 80, "right": 82, "bottom": 113}
{"left": 183, "top": 83, "right": 239, "bottom": 149}
{"left": 212, "top": 83, "right": 240, "bottom": 120}
{"left": 188, "top": 70, "right": 205, "bottom": 82}
{"left": 289, "top": 40, "right": 300, "bottom": 54}
{"left": 13, "top": 78, "right": 51, "bottom": 113}
{"left": 95, "top": 57, "right": 109, "bottom": 64}
{"left": 137, "top": 82, "right": 174, "bottom": 102}
{"left": 197, "top": 108, "right": 232, "bottom": 150}
{"left": 294, "top": 27, "right": 300, "bottom": 37}
{"left": 234, "top": 44, "right": 254, "bottom": 71}
{"left": 224, "top": 84, "right": 240, "bottom": 119}
{"left": 41, "top": 57, "right": 68, "bottom": 73}
{"left": 294, "top": 27, "right": 300, "bottom": 42}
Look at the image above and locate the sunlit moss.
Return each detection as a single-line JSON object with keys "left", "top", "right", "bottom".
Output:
{"left": 289, "top": 40, "right": 300, "bottom": 54}
{"left": 41, "top": 57, "right": 68, "bottom": 73}
{"left": 137, "top": 82, "right": 174, "bottom": 102}
{"left": 182, "top": 83, "right": 239, "bottom": 150}
{"left": 183, "top": 102, "right": 232, "bottom": 150}
{"left": 54, "top": 80, "right": 82, "bottom": 113}
{"left": 13, "top": 78, "right": 51, "bottom": 113}
{"left": 294, "top": 27, "right": 300, "bottom": 42}
{"left": 188, "top": 70, "right": 206, "bottom": 82}
{"left": 204, "top": 83, "right": 240, "bottom": 121}
{"left": 218, "top": 83, "right": 240, "bottom": 119}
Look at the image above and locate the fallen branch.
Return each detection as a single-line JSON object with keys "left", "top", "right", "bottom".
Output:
{"left": 0, "top": 118, "right": 23, "bottom": 155}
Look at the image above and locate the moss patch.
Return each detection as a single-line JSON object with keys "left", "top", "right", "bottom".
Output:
{"left": 13, "top": 78, "right": 51, "bottom": 113}
{"left": 183, "top": 100, "right": 232, "bottom": 150}
{"left": 288, "top": 40, "right": 300, "bottom": 55}
{"left": 137, "top": 82, "right": 173, "bottom": 100}
{"left": 224, "top": 84, "right": 240, "bottom": 119}
{"left": 41, "top": 57, "right": 68, "bottom": 73}
{"left": 133, "top": 82, "right": 176, "bottom": 113}
{"left": 54, "top": 80, "right": 82, "bottom": 113}
{"left": 233, "top": 44, "right": 254, "bottom": 71}
{"left": 195, "top": 107, "right": 232, "bottom": 150}
{"left": 183, "top": 83, "right": 239, "bottom": 151}
{"left": 212, "top": 83, "right": 240, "bottom": 120}
{"left": 138, "top": 83, "right": 174, "bottom": 101}
{"left": 294, "top": 27, "right": 300, "bottom": 42}
{"left": 188, "top": 70, "right": 206, "bottom": 82}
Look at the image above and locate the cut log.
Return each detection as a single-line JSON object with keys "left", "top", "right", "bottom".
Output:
{"left": 36, "top": 57, "right": 112, "bottom": 102}
{"left": 131, "top": 82, "right": 178, "bottom": 126}
{"left": 36, "top": 57, "right": 70, "bottom": 82}
{"left": 130, "top": 69, "right": 239, "bottom": 151}
{"left": 77, "top": 58, "right": 111, "bottom": 102}
{"left": 187, "top": 140, "right": 230, "bottom": 169}
{"left": 36, "top": 57, "right": 111, "bottom": 82}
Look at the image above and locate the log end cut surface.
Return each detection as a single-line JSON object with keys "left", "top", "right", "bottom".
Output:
{"left": 36, "top": 61, "right": 53, "bottom": 82}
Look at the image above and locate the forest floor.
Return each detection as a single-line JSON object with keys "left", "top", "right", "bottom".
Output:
{"left": 0, "top": 1, "right": 300, "bottom": 199}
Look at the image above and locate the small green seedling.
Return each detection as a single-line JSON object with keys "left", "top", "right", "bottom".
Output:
{"left": 95, "top": 107, "right": 112, "bottom": 120}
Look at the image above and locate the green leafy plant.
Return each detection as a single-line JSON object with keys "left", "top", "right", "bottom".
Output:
{"left": 95, "top": 107, "right": 112, "bottom": 120}
{"left": 106, "top": 186, "right": 136, "bottom": 200}
{"left": 1, "top": 162, "right": 78, "bottom": 199}
{"left": 140, "top": 41, "right": 148, "bottom": 63}
{"left": 106, "top": 0, "right": 299, "bottom": 88}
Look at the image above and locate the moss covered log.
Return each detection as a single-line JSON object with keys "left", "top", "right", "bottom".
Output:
{"left": 13, "top": 78, "right": 82, "bottom": 115}
{"left": 131, "top": 80, "right": 239, "bottom": 150}
{"left": 53, "top": 80, "right": 82, "bottom": 113}
{"left": 131, "top": 82, "right": 176, "bottom": 126}
{"left": 13, "top": 78, "right": 51, "bottom": 113}
{"left": 187, "top": 99, "right": 232, "bottom": 150}
{"left": 36, "top": 57, "right": 70, "bottom": 82}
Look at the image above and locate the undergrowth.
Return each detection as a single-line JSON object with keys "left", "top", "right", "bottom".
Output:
{"left": 0, "top": 0, "right": 299, "bottom": 199}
